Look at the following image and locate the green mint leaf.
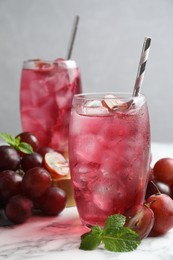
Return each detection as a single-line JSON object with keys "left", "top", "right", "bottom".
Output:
{"left": 79, "top": 214, "right": 141, "bottom": 252}
{"left": 0, "top": 132, "right": 16, "bottom": 146}
{"left": 103, "top": 214, "right": 126, "bottom": 235}
{"left": 17, "top": 142, "right": 33, "bottom": 154}
{"left": 79, "top": 225, "right": 102, "bottom": 250}
{"left": 15, "top": 136, "right": 21, "bottom": 146}
{"left": 102, "top": 226, "right": 141, "bottom": 252}
{"left": 0, "top": 132, "right": 33, "bottom": 154}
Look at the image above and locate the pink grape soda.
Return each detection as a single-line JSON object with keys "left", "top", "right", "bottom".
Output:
{"left": 69, "top": 93, "right": 150, "bottom": 226}
{"left": 20, "top": 59, "right": 82, "bottom": 156}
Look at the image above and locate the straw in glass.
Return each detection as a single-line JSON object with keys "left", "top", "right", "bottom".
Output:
{"left": 133, "top": 37, "right": 151, "bottom": 97}
{"left": 66, "top": 15, "right": 80, "bottom": 60}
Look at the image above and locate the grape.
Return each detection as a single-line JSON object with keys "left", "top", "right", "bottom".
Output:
{"left": 124, "top": 205, "right": 154, "bottom": 239}
{"left": 0, "top": 170, "right": 22, "bottom": 203}
{"left": 146, "top": 193, "right": 173, "bottom": 236}
{"left": 170, "top": 185, "right": 173, "bottom": 199}
{"left": 21, "top": 152, "right": 43, "bottom": 172}
{"left": 38, "top": 146, "right": 55, "bottom": 157}
{"left": 44, "top": 152, "right": 69, "bottom": 179}
{"left": 34, "top": 187, "right": 67, "bottom": 216}
{"left": 145, "top": 181, "right": 159, "bottom": 200}
{"left": 16, "top": 132, "right": 39, "bottom": 152}
{"left": 155, "top": 181, "right": 172, "bottom": 197}
{"left": 5, "top": 194, "right": 33, "bottom": 224}
{"left": 145, "top": 180, "right": 172, "bottom": 200}
{"left": 0, "top": 146, "right": 20, "bottom": 171}
{"left": 153, "top": 158, "right": 173, "bottom": 185}
{"left": 22, "top": 167, "right": 51, "bottom": 199}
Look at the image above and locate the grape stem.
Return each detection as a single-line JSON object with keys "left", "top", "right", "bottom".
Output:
{"left": 145, "top": 199, "right": 156, "bottom": 208}
{"left": 150, "top": 180, "right": 161, "bottom": 195}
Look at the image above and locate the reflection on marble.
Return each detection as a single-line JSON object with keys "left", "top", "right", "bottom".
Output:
{"left": 0, "top": 207, "right": 173, "bottom": 260}
{"left": 0, "top": 207, "right": 86, "bottom": 259}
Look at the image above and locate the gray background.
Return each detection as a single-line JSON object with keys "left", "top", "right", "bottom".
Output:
{"left": 0, "top": 0, "right": 173, "bottom": 143}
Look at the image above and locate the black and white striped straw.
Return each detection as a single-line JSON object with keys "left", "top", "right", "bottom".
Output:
{"left": 66, "top": 15, "right": 80, "bottom": 60}
{"left": 133, "top": 37, "right": 151, "bottom": 97}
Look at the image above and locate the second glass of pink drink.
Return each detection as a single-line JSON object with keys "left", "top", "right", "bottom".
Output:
{"left": 69, "top": 93, "right": 150, "bottom": 226}
{"left": 20, "top": 59, "right": 82, "bottom": 157}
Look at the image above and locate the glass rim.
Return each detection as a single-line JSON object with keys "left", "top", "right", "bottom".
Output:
{"left": 22, "top": 59, "right": 78, "bottom": 69}
{"left": 23, "top": 59, "right": 76, "bottom": 63}
{"left": 73, "top": 92, "right": 145, "bottom": 100}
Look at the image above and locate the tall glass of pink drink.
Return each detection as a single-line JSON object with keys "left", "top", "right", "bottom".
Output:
{"left": 20, "top": 59, "right": 82, "bottom": 157}
{"left": 69, "top": 92, "right": 150, "bottom": 226}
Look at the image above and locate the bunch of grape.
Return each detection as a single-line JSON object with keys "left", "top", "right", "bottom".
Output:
{"left": 0, "top": 132, "right": 67, "bottom": 224}
{"left": 125, "top": 158, "right": 173, "bottom": 238}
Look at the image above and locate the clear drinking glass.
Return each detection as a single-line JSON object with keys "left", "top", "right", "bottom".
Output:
{"left": 20, "top": 59, "right": 82, "bottom": 158}
{"left": 69, "top": 92, "right": 151, "bottom": 226}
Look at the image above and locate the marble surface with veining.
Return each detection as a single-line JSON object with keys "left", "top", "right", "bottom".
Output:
{"left": 0, "top": 206, "right": 173, "bottom": 260}
{"left": 0, "top": 142, "right": 173, "bottom": 260}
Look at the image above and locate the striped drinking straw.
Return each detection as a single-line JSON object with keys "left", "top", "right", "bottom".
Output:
{"left": 133, "top": 37, "right": 151, "bottom": 97}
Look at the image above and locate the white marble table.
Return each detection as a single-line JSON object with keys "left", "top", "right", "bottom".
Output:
{"left": 0, "top": 142, "right": 173, "bottom": 260}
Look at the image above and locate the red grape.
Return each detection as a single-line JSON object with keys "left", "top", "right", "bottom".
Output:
{"left": 0, "top": 146, "right": 20, "bottom": 171}
{"left": 155, "top": 181, "right": 172, "bottom": 197}
{"left": 16, "top": 132, "right": 39, "bottom": 152}
{"left": 35, "top": 187, "right": 67, "bottom": 216}
{"left": 22, "top": 167, "right": 51, "bottom": 199}
{"left": 124, "top": 204, "right": 154, "bottom": 239}
{"left": 0, "top": 170, "right": 22, "bottom": 203}
{"left": 21, "top": 152, "right": 43, "bottom": 172}
{"left": 5, "top": 194, "right": 33, "bottom": 224}
{"left": 170, "top": 184, "right": 173, "bottom": 199}
{"left": 145, "top": 180, "right": 172, "bottom": 200}
{"left": 146, "top": 193, "right": 173, "bottom": 236}
{"left": 145, "top": 181, "right": 159, "bottom": 200}
{"left": 153, "top": 158, "right": 173, "bottom": 185}
{"left": 38, "top": 146, "right": 55, "bottom": 157}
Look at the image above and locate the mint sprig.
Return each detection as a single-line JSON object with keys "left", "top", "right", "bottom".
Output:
{"left": 80, "top": 225, "right": 102, "bottom": 250}
{"left": 80, "top": 214, "right": 141, "bottom": 252}
{"left": 0, "top": 132, "right": 33, "bottom": 154}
